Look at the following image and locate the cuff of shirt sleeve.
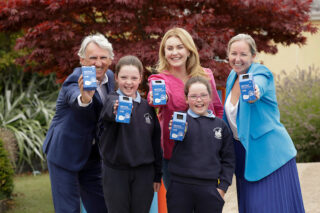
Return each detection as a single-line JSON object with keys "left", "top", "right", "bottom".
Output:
{"left": 77, "top": 95, "right": 92, "bottom": 107}
{"left": 218, "top": 181, "right": 229, "bottom": 192}
{"left": 153, "top": 172, "right": 162, "bottom": 183}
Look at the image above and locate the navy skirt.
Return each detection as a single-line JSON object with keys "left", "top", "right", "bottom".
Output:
{"left": 234, "top": 139, "right": 305, "bottom": 213}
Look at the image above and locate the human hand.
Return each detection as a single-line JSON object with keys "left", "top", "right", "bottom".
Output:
{"left": 113, "top": 100, "right": 119, "bottom": 115}
{"left": 153, "top": 182, "right": 161, "bottom": 192}
{"left": 78, "top": 75, "right": 95, "bottom": 104}
{"left": 148, "top": 91, "right": 153, "bottom": 105}
{"left": 248, "top": 84, "right": 260, "bottom": 104}
{"left": 169, "top": 119, "right": 172, "bottom": 131}
{"left": 217, "top": 188, "right": 225, "bottom": 201}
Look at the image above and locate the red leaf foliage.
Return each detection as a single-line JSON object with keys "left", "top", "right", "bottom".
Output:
{"left": 0, "top": 0, "right": 317, "bottom": 86}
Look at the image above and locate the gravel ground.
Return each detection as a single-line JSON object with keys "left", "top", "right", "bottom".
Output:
{"left": 223, "top": 162, "right": 320, "bottom": 213}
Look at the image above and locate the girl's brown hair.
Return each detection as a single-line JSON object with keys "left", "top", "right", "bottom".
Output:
{"left": 184, "top": 76, "right": 212, "bottom": 97}
{"left": 115, "top": 55, "right": 143, "bottom": 76}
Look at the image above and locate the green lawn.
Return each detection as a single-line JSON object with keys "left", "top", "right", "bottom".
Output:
{"left": 7, "top": 173, "right": 54, "bottom": 213}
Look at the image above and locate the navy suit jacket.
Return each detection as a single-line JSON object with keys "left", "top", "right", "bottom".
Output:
{"left": 43, "top": 67, "right": 114, "bottom": 171}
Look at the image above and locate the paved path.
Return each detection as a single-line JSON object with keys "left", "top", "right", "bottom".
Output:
{"left": 223, "top": 162, "right": 320, "bottom": 213}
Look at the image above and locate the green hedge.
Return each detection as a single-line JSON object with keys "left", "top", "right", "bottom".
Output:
{"left": 0, "top": 138, "right": 14, "bottom": 200}
{"left": 276, "top": 66, "right": 320, "bottom": 162}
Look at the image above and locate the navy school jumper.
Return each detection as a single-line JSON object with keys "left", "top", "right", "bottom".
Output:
{"left": 99, "top": 90, "right": 162, "bottom": 182}
{"left": 169, "top": 109, "right": 235, "bottom": 192}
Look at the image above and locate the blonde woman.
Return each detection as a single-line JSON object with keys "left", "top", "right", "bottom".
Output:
{"left": 148, "top": 27, "right": 223, "bottom": 188}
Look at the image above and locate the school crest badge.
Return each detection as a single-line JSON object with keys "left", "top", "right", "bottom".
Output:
{"left": 144, "top": 113, "right": 152, "bottom": 124}
{"left": 213, "top": 127, "right": 222, "bottom": 140}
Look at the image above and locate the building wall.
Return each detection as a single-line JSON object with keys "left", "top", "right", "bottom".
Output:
{"left": 258, "top": 20, "right": 320, "bottom": 74}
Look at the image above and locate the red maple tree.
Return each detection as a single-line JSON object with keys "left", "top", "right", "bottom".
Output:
{"left": 0, "top": 0, "right": 317, "bottom": 86}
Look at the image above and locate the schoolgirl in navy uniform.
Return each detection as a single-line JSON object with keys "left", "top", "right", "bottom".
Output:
{"left": 99, "top": 55, "right": 162, "bottom": 213}
{"left": 167, "top": 76, "right": 235, "bottom": 213}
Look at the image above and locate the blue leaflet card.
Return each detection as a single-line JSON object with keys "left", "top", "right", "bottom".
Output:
{"left": 116, "top": 95, "right": 133, "bottom": 124}
{"left": 239, "top": 73, "right": 256, "bottom": 102}
{"left": 152, "top": 80, "right": 167, "bottom": 105}
{"left": 170, "top": 112, "right": 187, "bottom": 141}
{"left": 82, "top": 66, "right": 97, "bottom": 91}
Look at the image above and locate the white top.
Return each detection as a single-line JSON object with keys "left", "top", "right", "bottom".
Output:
{"left": 225, "top": 92, "right": 239, "bottom": 140}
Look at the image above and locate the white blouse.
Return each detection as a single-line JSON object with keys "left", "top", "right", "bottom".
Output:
{"left": 225, "top": 92, "right": 240, "bottom": 140}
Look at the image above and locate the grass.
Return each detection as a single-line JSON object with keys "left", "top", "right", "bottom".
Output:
{"left": 7, "top": 172, "right": 54, "bottom": 213}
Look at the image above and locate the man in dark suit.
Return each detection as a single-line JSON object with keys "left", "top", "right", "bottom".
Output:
{"left": 43, "top": 33, "right": 114, "bottom": 213}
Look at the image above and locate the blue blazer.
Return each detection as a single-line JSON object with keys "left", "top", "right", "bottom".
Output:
{"left": 223, "top": 63, "right": 296, "bottom": 181}
{"left": 43, "top": 67, "right": 114, "bottom": 171}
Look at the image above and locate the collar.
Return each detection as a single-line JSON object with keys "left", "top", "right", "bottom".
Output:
{"left": 116, "top": 89, "right": 141, "bottom": 103}
{"left": 187, "top": 109, "right": 215, "bottom": 118}
{"left": 99, "top": 73, "right": 108, "bottom": 85}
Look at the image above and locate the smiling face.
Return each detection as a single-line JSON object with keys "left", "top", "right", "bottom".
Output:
{"left": 186, "top": 82, "right": 211, "bottom": 116}
{"left": 164, "top": 36, "right": 190, "bottom": 70}
{"left": 228, "top": 40, "right": 255, "bottom": 75}
{"left": 115, "top": 65, "right": 142, "bottom": 99}
{"left": 80, "top": 42, "right": 112, "bottom": 82}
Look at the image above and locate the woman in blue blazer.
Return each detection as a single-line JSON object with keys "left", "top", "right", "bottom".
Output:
{"left": 223, "top": 34, "right": 305, "bottom": 213}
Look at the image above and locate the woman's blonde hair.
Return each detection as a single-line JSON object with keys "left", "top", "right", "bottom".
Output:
{"left": 157, "top": 27, "right": 208, "bottom": 78}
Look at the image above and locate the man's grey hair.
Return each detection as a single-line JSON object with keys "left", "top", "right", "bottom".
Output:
{"left": 78, "top": 33, "right": 114, "bottom": 59}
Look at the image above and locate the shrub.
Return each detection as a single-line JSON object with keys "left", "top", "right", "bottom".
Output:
{"left": 276, "top": 65, "right": 320, "bottom": 162}
{"left": 0, "top": 68, "right": 59, "bottom": 172}
{"left": 0, "top": 128, "right": 17, "bottom": 168}
{"left": 0, "top": 138, "right": 14, "bottom": 200}
{"left": 0, "top": 32, "right": 60, "bottom": 172}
